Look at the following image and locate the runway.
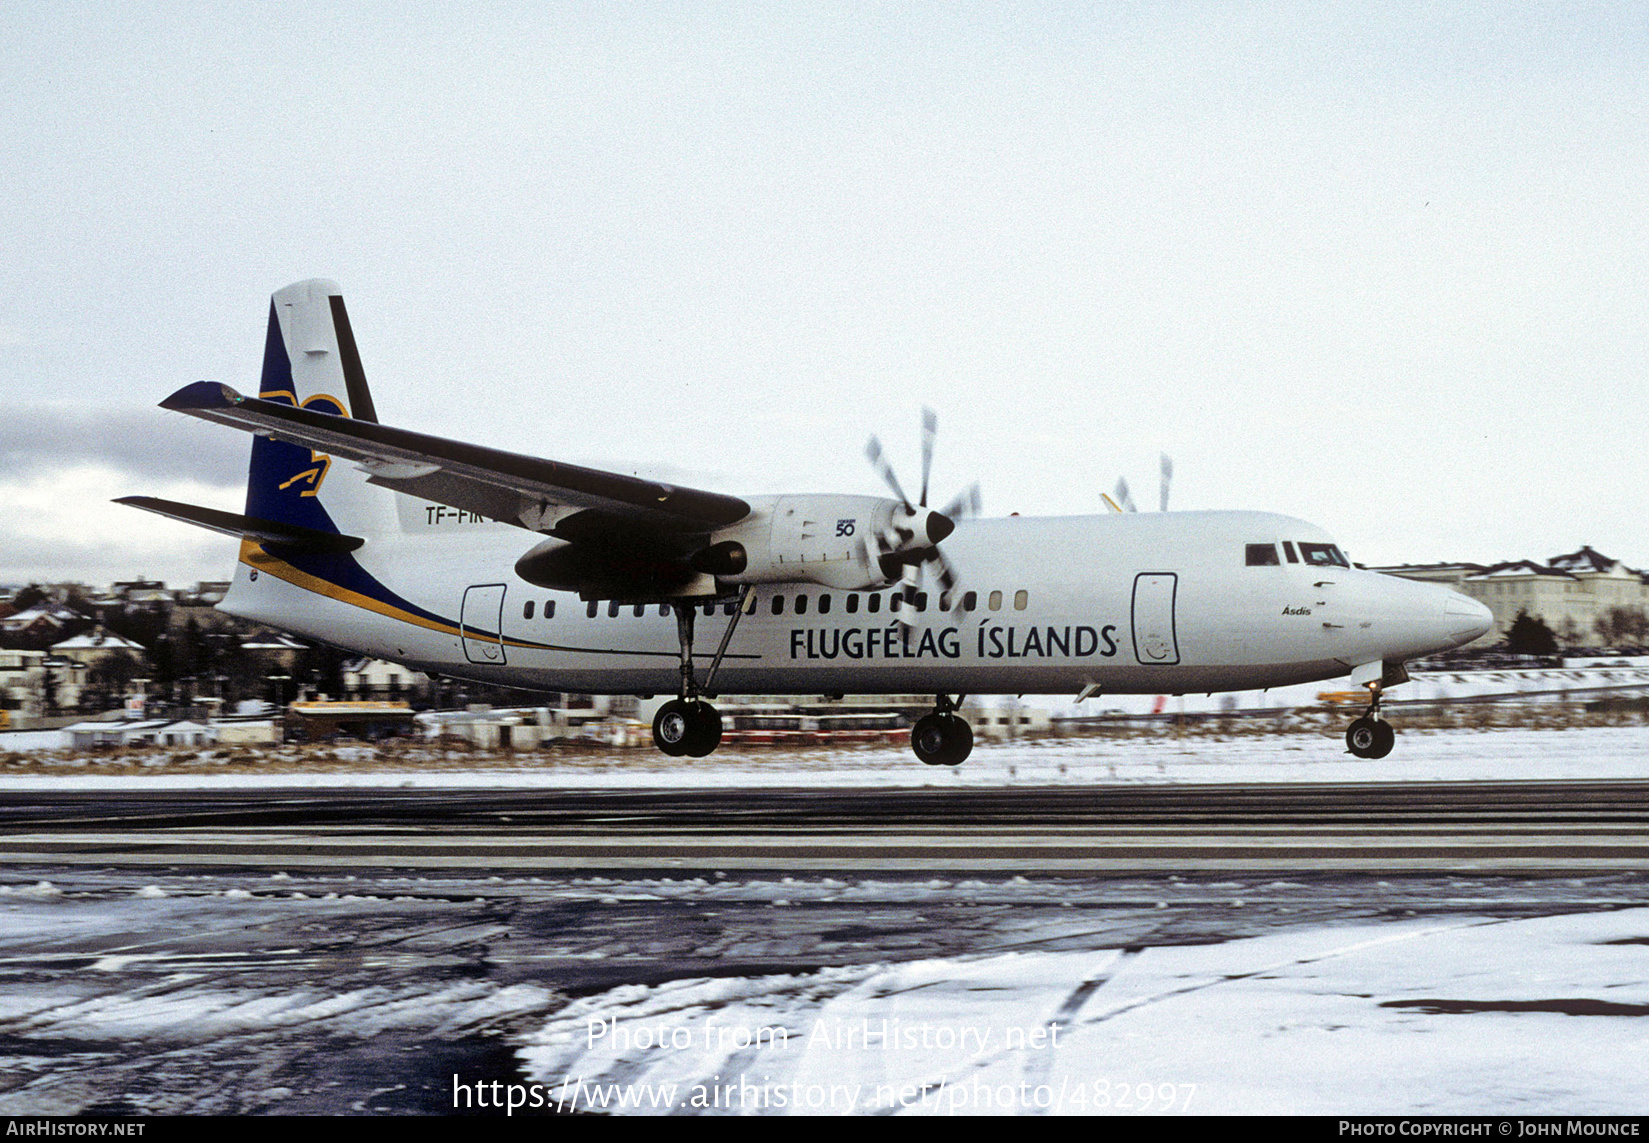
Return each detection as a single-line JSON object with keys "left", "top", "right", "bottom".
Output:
{"left": 2, "top": 781, "right": 1646, "bottom": 872}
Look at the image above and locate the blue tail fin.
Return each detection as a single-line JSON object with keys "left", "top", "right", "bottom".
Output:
{"left": 245, "top": 280, "right": 385, "bottom": 538}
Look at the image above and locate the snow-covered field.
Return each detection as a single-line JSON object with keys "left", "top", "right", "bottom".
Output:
{"left": 1, "top": 723, "right": 1646, "bottom": 789}
{"left": 522, "top": 908, "right": 1649, "bottom": 1115}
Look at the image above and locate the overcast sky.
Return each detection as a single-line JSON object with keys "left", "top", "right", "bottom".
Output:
{"left": 3, "top": 3, "right": 1645, "bottom": 586}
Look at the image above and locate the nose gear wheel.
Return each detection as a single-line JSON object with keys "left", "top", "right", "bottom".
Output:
{"left": 1345, "top": 684, "right": 1396, "bottom": 759}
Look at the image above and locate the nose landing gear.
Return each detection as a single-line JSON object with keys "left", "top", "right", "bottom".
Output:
{"left": 911, "top": 694, "right": 973, "bottom": 766}
{"left": 1345, "top": 684, "right": 1396, "bottom": 759}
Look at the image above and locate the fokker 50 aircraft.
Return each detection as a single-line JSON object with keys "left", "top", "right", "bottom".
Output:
{"left": 120, "top": 280, "right": 1493, "bottom": 765}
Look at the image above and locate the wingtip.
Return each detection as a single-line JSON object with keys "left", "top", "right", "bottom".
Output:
{"left": 159, "top": 381, "right": 242, "bottom": 412}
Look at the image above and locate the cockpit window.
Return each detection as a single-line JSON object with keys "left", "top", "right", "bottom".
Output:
{"left": 1246, "top": 543, "right": 1280, "bottom": 566}
{"left": 1298, "top": 542, "right": 1349, "bottom": 568}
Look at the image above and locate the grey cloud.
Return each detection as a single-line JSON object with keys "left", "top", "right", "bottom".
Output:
{"left": 0, "top": 406, "right": 742, "bottom": 495}
{"left": 0, "top": 527, "right": 235, "bottom": 587}
{"left": 0, "top": 407, "right": 246, "bottom": 488}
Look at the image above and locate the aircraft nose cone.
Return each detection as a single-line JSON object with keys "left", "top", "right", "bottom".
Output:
{"left": 926, "top": 510, "right": 955, "bottom": 545}
{"left": 1444, "top": 592, "right": 1493, "bottom": 647}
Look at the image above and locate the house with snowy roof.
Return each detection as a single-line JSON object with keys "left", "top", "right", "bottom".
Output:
{"left": 50, "top": 627, "right": 148, "bottom": 670}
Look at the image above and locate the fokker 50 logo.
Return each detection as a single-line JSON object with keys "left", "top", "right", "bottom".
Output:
{"left": 260, "top": 389, "right": 349, "bottom": 498}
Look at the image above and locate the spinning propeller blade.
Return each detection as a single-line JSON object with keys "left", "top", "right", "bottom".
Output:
{"left": 862, "top": 408, "right": 982, "bottom": 625}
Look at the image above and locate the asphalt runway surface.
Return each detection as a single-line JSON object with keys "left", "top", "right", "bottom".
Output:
{"left": 2, "top": 781, "right": 1647, "bottom": 872}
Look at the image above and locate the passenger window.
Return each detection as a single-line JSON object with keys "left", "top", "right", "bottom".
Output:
{"left": 1014, "top": 589, "right": 1028, "bottom": 611}
{"left": 608, "top": 601, "right": 620, "bottom": 618}
{"left": 586, "top": 601, "right": 598, "bottom": 619}
{"left": 660, "top": 604, "right": 671, "bottom": 617}
{"left": 1282, "top": 541, "right": 1299, "bottom": 563}
{"left": 772, "top": 595, "right": 785, "bottom": 615}
{"left": 523, "top": 601, "right": 535, "bottom": 620}
{"left": 846, "top": 593, "right": 859, "bottom": 614}
{"left": 545, "top": 600, "right": 555, "bottom": 619}
{"left": 988, "top": 590, "right": 1003, "bottom": 611}
{"left": 938, "top": 592, "right": 950, "bottom": 612}
{"left": 962, "top": 590, "right": 977, "bottom": 612}
{"left": 634, "top": 604, "right": 645, "bottom": 617}
{"left": 795, "top": 594, "right": 809, "bottom": 615}
{"left": 890, "top": 593, "right": 902, "bottom": 613}
{"left": 1246, "top": 543, "right": 1280, "bottom": 566}
{"left": 914, "top": 591, "right": 928, "bottom": 612}
{"left": 818, "top": 594, "right": 831, "bottom": 614}
{"left": 724, "top": 601, "right": 737, "bottom": 615}
{"left": 867, "top": 593, "right": 881, "bottom": 614}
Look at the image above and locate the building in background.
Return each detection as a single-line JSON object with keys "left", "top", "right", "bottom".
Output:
{"left": 1375, "top": 546, "right": 1648, "bottom": 649}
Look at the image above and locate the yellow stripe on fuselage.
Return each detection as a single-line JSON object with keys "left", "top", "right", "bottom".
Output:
{"left": 235, "top": 540, "right": 754, "bottom": 661}
{"left": 238, "top": 538, "right": 461, "bottom": 638}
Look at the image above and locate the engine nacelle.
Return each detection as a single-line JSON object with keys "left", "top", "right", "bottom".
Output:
{"left": 706, "top": 494, "right": 941, "bottom": 591}
{"left": 514, "top": 494, "right": 954, "bottom": 600}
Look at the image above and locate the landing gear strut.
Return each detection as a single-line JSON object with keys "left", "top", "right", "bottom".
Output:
{"left": 911, "top": 694, "right": 973, "bottom": 766}
{"left": 650, "top": 590, "right": 749, "bottom": 759}
{"left": 1345, "top": 684, "right": 1395, "bottom": 759}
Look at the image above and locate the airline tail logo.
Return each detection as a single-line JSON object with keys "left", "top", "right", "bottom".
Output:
{"left": 264, "top": 392, "right": 348, "bottom": 498}
{"left": 246, "top": 303, "right": 348, "bottom": 532}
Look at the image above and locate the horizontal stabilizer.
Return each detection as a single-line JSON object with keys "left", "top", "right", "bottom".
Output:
{"left": 113, "top": 495, "right": 365, "bottom": 553}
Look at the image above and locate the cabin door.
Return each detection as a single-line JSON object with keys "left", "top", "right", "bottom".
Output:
{"left": 461, "top": 583, "right": 508, "bottom": 665}
{"left": 1131, "top": 572, "right": 1180, "bottom": 666}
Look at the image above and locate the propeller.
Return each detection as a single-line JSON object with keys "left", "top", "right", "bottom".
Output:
{"left": 1112, "top": 477, "right": 1137, "bottom": 514}
{"left": 863, "top": 408, "right": 981, "bottom": 621}
{"left": 1108, "top": 454, "right": 1174, "bottom": 513}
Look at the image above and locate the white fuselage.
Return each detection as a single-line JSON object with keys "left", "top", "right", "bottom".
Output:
{"left": 220, "top": 509, "right": 1491, "bottom": 699}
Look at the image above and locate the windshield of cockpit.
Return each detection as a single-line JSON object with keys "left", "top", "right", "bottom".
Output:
{"left": 1245, "top": 541, "right": 1350, "bottom": 567}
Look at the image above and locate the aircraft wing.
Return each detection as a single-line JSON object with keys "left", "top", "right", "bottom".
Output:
{"left": 160, "top": 381, "right": 751, "bottom": 535}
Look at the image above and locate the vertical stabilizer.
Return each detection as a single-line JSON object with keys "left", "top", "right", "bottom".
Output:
{"left": 246, "top": 281, "right": 389, "bottom": 538}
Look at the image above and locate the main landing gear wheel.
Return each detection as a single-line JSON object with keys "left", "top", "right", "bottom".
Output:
{"left": 1345, "top": 716, "right": 1395, "bottom": 759}
{"left": 912, "top": 712, "right": 972, "bottom": 766}
{"left": 653, "top": 699, "right": 722, "bottom": 758}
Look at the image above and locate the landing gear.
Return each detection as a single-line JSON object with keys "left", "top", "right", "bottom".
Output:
{"left": 911, "top": 695, "right": 973, "bottom": 766}
{"left": 653, "top": 698, "right": 722, "bottom": 758}
{"left": 1345, "top": 686, "right": 1396, "bottom": 759}
{"left": 1344, "top": 716, "right": 1394, "bottom": 758}
{"left": 652, "top": 590, "right": 749, "bottom": 760}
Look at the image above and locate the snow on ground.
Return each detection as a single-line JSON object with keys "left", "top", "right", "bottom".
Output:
{"left": 0, "top": 724, "right": 1646, "bottom": 789}
{"left": 519, "top": 908, "right": 1649, "bottom": 1116}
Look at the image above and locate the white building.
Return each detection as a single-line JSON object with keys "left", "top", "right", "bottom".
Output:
{"left": 1379, "top": 547, "right": 1648, "bottom": 648}
{"left": 1460, "top": 547, "right": 1649, "bottom": 646}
